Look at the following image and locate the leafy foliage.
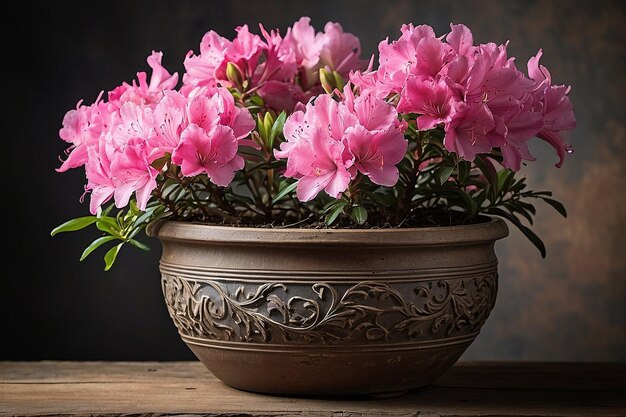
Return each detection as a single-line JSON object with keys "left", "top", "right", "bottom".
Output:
{"left": 53, "top": 111, "right": 566, "bottom": 269}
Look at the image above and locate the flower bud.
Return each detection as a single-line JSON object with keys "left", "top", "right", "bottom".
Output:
{"left": 319, "top": 68, "right": 334, "bottom": 94}
{"left": 332, "top": 70, "right": 345, "bottom": 91}
{"left": 226, "top": 62, "right": 244, "bottom": 89}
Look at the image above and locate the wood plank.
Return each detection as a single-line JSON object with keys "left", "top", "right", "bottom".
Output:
{"left": 0, "top": 361, "right": 625, "bottom": 416}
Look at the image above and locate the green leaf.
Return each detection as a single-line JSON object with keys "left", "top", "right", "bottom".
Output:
{"left": 517, "top": 201, "right": 537, "bottom": 215}
{"left": 269, "top": 111, "right": 287, "bottom": 148}
{"left": 150, "top": 154, "right": 170, "bottom": 172}
{"left": 135, "top": 206, "right": 160, "bottom": 226}
{"left": 540, "top": 197, "right": 567, "bottom": 217}
{"left": 499, "top": 170, "right": 516, "bottom": 195}
{"left": 474, "top": 156, "right": 498, "bottom": 187}
{"left": 510, "top": 177, "right": 528, "bottom": 193}
{"left": 248, "top": 94, "right": 264, "bottom": 108}
{"left": 256, "top": 114, "right": 268, "bottom": 140}
{"left": 437, "top": 166, "right": 454, "bottom": 185}
{"left": 104, "top": 243, "right": 124, "bottom": 271}
{"left": 457, "top": 161, "right": 471, "bottom": 183}
{"left": 488, "top": 208, "right": 546, "bottom": 258}
{"left": 458, "top": 189, "right": 478, "bottom": 216}
{"left": 350, "top": 206, "right": 368, "bottom": 225}
{"left": 368, "top": 191, "right": 396, "bottom": 206}
{"left": 80, "top": 236, "right": 119, "bottom": 261}
{"left": 263, "top": 112, "right": 274, "bottom": 142}
{"left": 227, "top": 193, "right": 256, "bottom": 206}
{"left": 101, "top": 204, "right": 115, "bottom": 217}
{"left": 507, "top": 202, "right": 534, "bottom": 225}
{"left": 51, "top": 216, "right": 98, "bottom": 236}
{"left": 322, "top": 199, "right": 348, "bottom": 213}
{"left": 271, "top": 181, "right": 298, "bottom": 205}
{"left": 96, "top": 217, "right": 121, "bottom": 236}
{"left": 128, "top": 239, "right": 150, "bottom": 251}
{"left": 517, "top": 223, "right": 546, "bottom": 258}
{"left": 129, "top": 200, "right": 141, "bottom": 216}
{"left": 472, "top": 190, "right": 488, "bottom": 207}
{"left": 325, "top": 203, "right": 346, "bottom": 226}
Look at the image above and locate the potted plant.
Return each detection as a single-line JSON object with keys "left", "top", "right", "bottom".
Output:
{"left": 51, "top": 17, "right": 575, "bottom": 396}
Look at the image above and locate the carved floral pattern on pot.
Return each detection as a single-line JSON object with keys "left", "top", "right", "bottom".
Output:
{"left": 161, "top": 274, "right": 497, "bottom": 345}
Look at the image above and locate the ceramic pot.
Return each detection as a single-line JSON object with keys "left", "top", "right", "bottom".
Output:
{"left": 147, "top": 218, "right": 508, "bottom": 396}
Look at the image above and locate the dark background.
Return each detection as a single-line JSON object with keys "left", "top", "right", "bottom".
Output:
{"left": 3, "top": 0, "right": 625, "bottom": 361}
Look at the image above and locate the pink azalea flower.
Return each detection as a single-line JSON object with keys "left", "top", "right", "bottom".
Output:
{"left": 377, "top": 24, "right": 446, "bottom": 93}
{"left": 346, "top": 124, "right": 407, "bottom": 186}
{"left": 291, "top": 127, "right": 352, "bottom": 201}
{"left": 536, "top": 85, "right": 576, "bottom": 167}
{"left": 273, "top": 95, "right": 349, "bottom": 177}
{"left": 109, "top": 51, "right": 178, "bottom": 108}
{"left": 276, "top": 87, "right": 407, "bottom": 200}
{"left": 256, "top": 25, "right": 299, "bottom": 82}
{"left": 57, "top": 95, "right": 109, "bottom": 172}
{"left": 181, "top": 31, "right": 231, "bottom": 96}
{"left": 171, "top": 124, "right": 243, "bottom": 186}
{"left": 464, "top": 43, "right": 535, "bottom": 114}
{"left": 446, "top": 24, "right": 475, "bottom": 57}
{"left": 83, "top": 104, "right": 159, "bottom": 212}
{"left": 397, "top": 77, "right": 459, "bottom": 130}
{"left": 150, "top": 90, "right": 188, "bottom": 154}
{"left": 348, "top": 89, "right": 399, "bottom": 132}
{"left": 444, "top": 103, "right": 504, "bottom": 161}
{"left": 85, "top": 141, "right": 116, "bottom": 214}
{"left": 110, "top": 137, "right": 159, "bottom": 211}
{"left": 318, "top": 22, "right": 366, "bottom": 79}
{"left": 498, "top": 108, "right": 543, "bottom": 171}
{"left": 114, "top": 102, "right": 155, "bottom": 147}
{"left": 187, "top": 95, "right": 220, "bottom": 133}
{"left": 151, "top": 88, "right": 255, "bottom": 156}
{"left": 274, "top": 110, "right": 310, "bottom": 177}
{"left": 215, "top": 89, "right": 256, "bottom": 140}
{"left": 230, "top": 25, "right": 265, "bottom": 67}
{"left": 349, "top": 64, "right": 390, "bottom": 99}
{"left": 310, "top": 94, "right": 359, "bottom": 140}
{"left": 282, "top": 17, "right": 323, "bottom": 70}
{"left": 528, "top": 50, "right": 576, "bottom": 167}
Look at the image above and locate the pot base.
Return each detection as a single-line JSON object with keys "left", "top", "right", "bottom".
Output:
{"left": 185, "top": 339, "right": 471, "bottom": 396}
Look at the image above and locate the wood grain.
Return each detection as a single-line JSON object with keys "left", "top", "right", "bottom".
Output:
{"left": 1, "top": 361, "right": 625, "bottom": 416}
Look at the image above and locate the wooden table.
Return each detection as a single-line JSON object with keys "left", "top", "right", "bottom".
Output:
{"left": 1, "top": 361, "right": 625, "bottom": 416}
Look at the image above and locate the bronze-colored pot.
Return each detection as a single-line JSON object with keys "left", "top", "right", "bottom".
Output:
{"left": 147, "top": 218, "right": 508, "bottom": 396}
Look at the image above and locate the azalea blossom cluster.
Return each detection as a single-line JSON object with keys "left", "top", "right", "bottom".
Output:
{"left": 57, "top": 17, "right": 370, "bottom": 214}
{"left": 352, "top": 23, "right": 575, "bottom": 171}
{"left": 54, "top": 18, "right": 576, "bottom": 266}
{"left": 275, "top": 89, "right": 407, "bottom": 201}
{"left": 58, "top": 55, "right": 255, "bottom": 213}
{"left": 182, "top": 16, "right": 365, "bottom": 111}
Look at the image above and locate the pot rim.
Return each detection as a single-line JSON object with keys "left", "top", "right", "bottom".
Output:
{"left": 147, "top": 216, "right": 509, "bottom": 247}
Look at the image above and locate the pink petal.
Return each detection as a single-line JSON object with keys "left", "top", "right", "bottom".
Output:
{"left": 296, "top": 172, "right": 332, "bottom": 202}
{"left": 537, "top": 129, "right": 569, "bottom": 168}
{"left": 367, "top": 164, "right": 399, "bottom": 186}
{"left": 205, "top": 163, "right": 237, "bottom": 186}
{"left": 446, "top": 24, "right": 474, "bottom": 56}
{"left": 188, "top": 95, "right": 219, "bottom": 132}
{"left": 324, "top": 166, "right": 351, "bottom": 198}
{"left": 89, "top": 186, "right": 115, "bottom": 215}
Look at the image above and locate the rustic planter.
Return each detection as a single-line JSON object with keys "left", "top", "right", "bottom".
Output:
{"left": 147, "top": 218, "right": 508, "bottom": 397}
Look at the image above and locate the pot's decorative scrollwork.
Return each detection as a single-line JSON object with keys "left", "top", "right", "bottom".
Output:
{"left": 162, "top": 274, "right": 497, "bottom": 344}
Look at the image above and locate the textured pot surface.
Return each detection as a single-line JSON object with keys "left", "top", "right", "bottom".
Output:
{"left": 148, "top": 218, "right": 509, "bottom": 396}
